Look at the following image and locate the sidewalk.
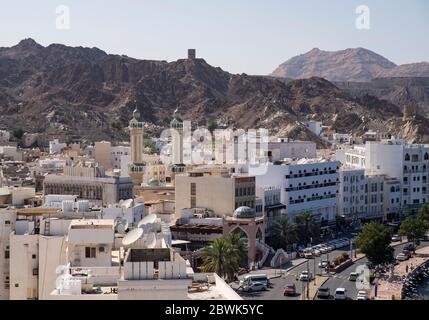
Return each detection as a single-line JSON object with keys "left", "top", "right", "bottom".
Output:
{"left": 244, "top": 258, "right": 307, "bottom": 279}
{"left": 371, "top": 246, "right": 429, "bottom": 300}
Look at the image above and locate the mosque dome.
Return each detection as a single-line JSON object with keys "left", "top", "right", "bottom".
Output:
{"left": 147, "top": 178, "right": 161, "bottom": 186}
{"left": 233, "top": 206, "right": 256, "bottom": 218}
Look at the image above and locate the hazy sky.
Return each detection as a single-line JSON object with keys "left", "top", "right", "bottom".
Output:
{"left": 1, "top": 0, "right": 428, "bottom": 74}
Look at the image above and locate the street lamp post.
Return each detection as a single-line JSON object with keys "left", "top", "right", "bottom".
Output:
{"left": 306, "top": 260, "right": 310, "bottom": 298}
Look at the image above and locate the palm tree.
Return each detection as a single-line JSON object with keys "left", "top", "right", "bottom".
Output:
{"left": 269, "top": 216, "right": 296, "bottom": 251}
{"left": 294, "top": 211, "right": 320, "bottom": 245}
{"left": 201, "top": 234, "right": 246, "bottom": 282}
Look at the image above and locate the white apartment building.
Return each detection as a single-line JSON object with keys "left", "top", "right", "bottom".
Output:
{"left": 0, "top": 130, "right": 10, "bottom": 143}
{"left": 111, "top": 145, "right": 130, "bottom": 170}
{"left": 251, "top": 159, "right": 340, "bottom": 226}
{"left": 49, "top": 139, "right": 67, "bottom": 155}
{"left": 336, "top": 139, "right": 429, "bottom": 216}
{"left": 304, "top": 121, "right": 323, "bottom": 136}
{"left": 338, "top": 168, "right": 401, "bottom": 222}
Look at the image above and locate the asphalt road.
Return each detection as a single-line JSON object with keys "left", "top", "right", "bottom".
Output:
{"left": 241, "top": 246, "right": 351, "bottom": 300}
{"left": 315, "top": 240, "right": 429, "bottom": 300}
{"left": 240, "top": 240, "right": 429, "bottom": 300}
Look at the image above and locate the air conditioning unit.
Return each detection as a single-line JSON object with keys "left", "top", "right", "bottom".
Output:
{"left": 98, "top": 245, "right": 107, "bottom": 253}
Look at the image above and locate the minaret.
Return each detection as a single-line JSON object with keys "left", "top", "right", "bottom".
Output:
{"left": 128, "top": 108, "right": 145, "bottom": 185}
{"left": 169, "top": 109, "right": 186, "bottom": 184}
{"left": 171, "top": 108, "right": 184, "bottom": 165}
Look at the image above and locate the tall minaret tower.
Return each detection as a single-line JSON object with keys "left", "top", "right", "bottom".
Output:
{"left": 128, "top": 108, "right": 145, "bottom": 185}
{"left": 169, "top": 109, "right": 186, "bottom": 185}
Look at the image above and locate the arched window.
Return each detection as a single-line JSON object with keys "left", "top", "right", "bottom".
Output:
{"left": 425, "top": 153, "right": 429, "bottom": 160}
{"left": 405, "top": 153, "right": 410, "bottom": 161}
{"left": 390, "top": 186, "right": 395, "bottom": 192}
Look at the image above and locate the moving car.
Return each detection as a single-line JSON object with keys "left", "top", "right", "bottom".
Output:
{"left": 356, "top": 291, "right": 368, "bottom": 300}
{"left": 317, "top": 287, "right": 331, "bottom": 299}
{"left": 403, "top": 243, "right": 416, "bottom": 252}
{"left": 299, "top": 270, "right": 311, "bottom": 281}
{"left": 318, "top": 260, "right": 329, "bottom": 268}
{"left": 396, "top": 253, "right": 409, "bottom": 261}
{"left": 348, "top": 272, "right": 358, "bottom": 281}
{"left": 242, "top": 282, "right": 267, "bottom": 292}
{"left": 284, "top": 284, "right": 296, "bottom": 296}
{"left": 334, "top": 288, "right": 347, "bottom": 300}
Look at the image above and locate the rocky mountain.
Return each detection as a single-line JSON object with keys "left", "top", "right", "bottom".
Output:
{"left": 271, "top": 48, "right": 429, "bottom": 82}
{"left": 336, "top": 77, "right": 429, "bottom": 117}
{"left": 1, "top": 39, "right": 429, "bottom": 146}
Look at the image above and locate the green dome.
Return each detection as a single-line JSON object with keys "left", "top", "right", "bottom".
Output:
{"left": 147, "top": 178, "right": 160, "bottom": 186}
{"left": 233, "top": 206, "right": 256, "bottom": 218}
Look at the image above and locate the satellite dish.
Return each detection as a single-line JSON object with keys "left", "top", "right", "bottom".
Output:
{"left": 122, "top": 228, "right": 143, "bottom": 246}
{"left": 137, "top": 214, "right": 157, "bottom": 228}
{"left": 146, "top": 232, "right": 156, "bottom": 249}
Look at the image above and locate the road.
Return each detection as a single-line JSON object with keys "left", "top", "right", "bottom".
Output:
{"left": 241, "top": 246, "right": 351, "bottom": 300}
{"left": 240, "top": 240, "right": 429, "bottom": 300}
{"left": 315, "top": 240, "right": 429, "bottom": 300}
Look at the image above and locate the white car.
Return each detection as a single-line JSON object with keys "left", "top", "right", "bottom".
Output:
{"left": 334, "top": 288, "right": 347, "bottom": 300}
{"left": 242, "top": 282, "right": 267, "bottom": 292}
{"left": 391, "top": 235, "right": 401, "bottom": 242}
{"left": 299, "top": 270, "right": 311, "bottom": 281}
{"left": 396, "top": 253, "right": 409, "bottom": 261}
{"left": 356, "top": 291, "right": 368, "bottom": 300}
{"left": 312, "top": 249, "right": 321, "bottom": 257}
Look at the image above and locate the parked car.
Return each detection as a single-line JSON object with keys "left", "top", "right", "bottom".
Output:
{"left": 304, "top": 249, "right": 313, "bottom": 259}
{"left": 356, "top": 291, "right": 368, "bottom": 300}
{"left": 319, "top": 245, "right": 330, "bottom": 254}
{"left": 284, "top": 284, "right": 296, "bottom": 296}
{"left": 317, "top": 287, "right": 331, "bottom": 299}
{"left": 403, "top": 243, "right": 417, "bottom": 252}
{"left": 242, "top": 282, "right": 267, "bottom": 292}
{"left": 312, "top": 249, "right": 321, "bottom": 257}
{"left": 318, "top": 260, "right": 330, "bottom": 268}
{"left": 348, "top": 272, "right": 358, "bottom": 281}
{"left": 299, "top": 270, "right": 311, "bottom": 281}
{"left": 396, "top": 253, "right": 409, "bottom": 261}
{"left": 334, "top": 288, "right": 347, "bottom": 300}
{"left": 391, "top": 234, "right": 401, "bottom": 242}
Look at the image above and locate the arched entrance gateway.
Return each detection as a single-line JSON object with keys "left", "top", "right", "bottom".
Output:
{"left": 223, "top": 206, "right": 266, "bottom": 270}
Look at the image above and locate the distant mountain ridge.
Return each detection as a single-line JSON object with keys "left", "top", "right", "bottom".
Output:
{"left": 1, "top": 39, "right": 429, "bottom": 145}
{"left": 271, "top": 47, "right": 429, "bottom": 82}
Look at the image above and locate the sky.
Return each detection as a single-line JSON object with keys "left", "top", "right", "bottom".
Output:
{"left": 0, "top": 0, "right": 428, "bottom": 75}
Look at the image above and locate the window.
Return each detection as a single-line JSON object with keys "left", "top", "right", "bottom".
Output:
{"left": 5, "top": 220, "right": 10, "bottom": 225}
{"left": 4, "top": 250, "right": 9, "bottom": 259}
{"left": 33, "top": 268, "right": 38, "bottom": 276}
{"left": 85, "top": 247, "right": 96, "bottom": 258}
{"left": 32, "top": 254, "right": 36, "bottom": 259}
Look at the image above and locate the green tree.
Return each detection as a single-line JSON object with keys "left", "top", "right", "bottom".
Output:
{"left": 356, "top": 222, "right": 393, "bottom": 265}
{"left": 144, "top": 137, "right": 157, "bottom": 154}
{"left": 269, "top": 216, "right": 296, "bottom": 251}
{"left": 207, "top": 118, "right": 218, "bottom": 133}
{"left": 12, "top": 128, "right": 24, "bottom": 140}
{"left": 294, "top": 211, "right": 320, "bottom": 245}
{"left": 418, "top": 204, "right": 429, "bottom": 227}
{"left": 399, "top": 218, "right": 426, "bottom": 247}
{"left": 201, "top": 234, "right": 246, "bottom": 282}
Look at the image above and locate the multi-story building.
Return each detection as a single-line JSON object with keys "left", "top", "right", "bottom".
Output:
{"left": 336, "top": 139, "right": 429, "bottom": 216}
{"left": 174, "top": 168, "right": 255, "bottom": 218}
{"left": 252, "top": 159, "right": 340, "bottom": 226}
{"left": 43, "top": 160, "right": 133, "bottom": 206}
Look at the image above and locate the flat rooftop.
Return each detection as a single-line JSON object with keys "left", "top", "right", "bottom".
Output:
{"left": 69, "top": 219, "right": 114, "bottom": 229}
